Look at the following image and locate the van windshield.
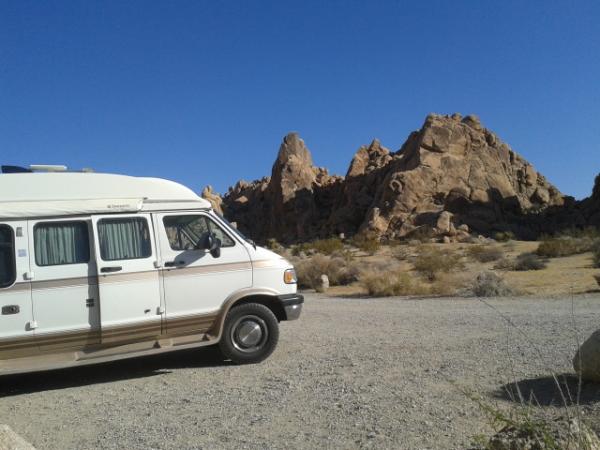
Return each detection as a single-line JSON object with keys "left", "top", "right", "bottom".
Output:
{"left": 213, "top": 213, "right": 254, "bottom": 246}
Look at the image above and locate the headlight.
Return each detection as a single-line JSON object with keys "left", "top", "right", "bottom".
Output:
{"left": 283, "top": 268, "right": 297, "bottom": 284}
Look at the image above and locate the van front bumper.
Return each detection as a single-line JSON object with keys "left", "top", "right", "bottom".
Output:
{"left": 278, "top": 294, "right": 304, "bottom": 321}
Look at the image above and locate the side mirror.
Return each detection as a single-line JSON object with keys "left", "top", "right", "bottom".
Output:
{"left": 199, "top": 233, "right": 221, "bottom": 258}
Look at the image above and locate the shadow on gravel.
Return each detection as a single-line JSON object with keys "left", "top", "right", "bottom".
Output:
{"left": 0, "top": 346, "right": 231, "bottom": 397}
{"left": 495, "top": 374, "right": 600, "bottom": 407}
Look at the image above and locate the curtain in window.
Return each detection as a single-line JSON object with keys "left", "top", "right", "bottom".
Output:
{"left": 35, "top": 222, "right": 89, "bottom": 266}
{"left": 98, "top": 218, "right": 151, "bottom": 261}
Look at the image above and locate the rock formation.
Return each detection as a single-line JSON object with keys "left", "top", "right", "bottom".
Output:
{"left": 202, "top": 113, "right": 596, "bottom": 243}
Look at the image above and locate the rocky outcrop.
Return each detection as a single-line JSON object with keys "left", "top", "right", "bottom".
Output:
{"left": 203, "top": 113, "right": 587, "bottom": 243}
{"left": 201, "top": 185, "right": 224, "bottom": 215}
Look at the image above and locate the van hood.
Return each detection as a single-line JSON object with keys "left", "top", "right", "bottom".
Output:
{"left": 250, "top": 246, "right": 291, "bottom": 266}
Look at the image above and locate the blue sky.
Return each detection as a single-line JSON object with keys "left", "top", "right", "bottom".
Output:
{"left": 1, "top": 0, "right": 599, "bottom": 199}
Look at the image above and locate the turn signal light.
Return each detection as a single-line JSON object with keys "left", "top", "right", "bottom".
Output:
{"left": 283, "top": 268, "right": 297, "bottom": 284}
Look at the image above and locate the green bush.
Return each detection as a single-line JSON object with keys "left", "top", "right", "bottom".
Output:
{"left": 513, "top": 252, "right": 547, "bottom": 271}
{"left": 593, "top": 242, "right": 600, "bottom": 268}
{"left": 493, "top": 231, "right": 515, "bottom": 242}
{"left": 466, "top": 245, "right": 504, "bottom": 263}
{"left": 265, "top": 238, "right": 282, "bottom": 251}
{"left": 413, "top": 248, "right": 464, "bottom": 281}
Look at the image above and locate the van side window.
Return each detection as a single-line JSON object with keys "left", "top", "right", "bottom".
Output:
{"left": 163, "top": 215, "right": 235, "bottom": 251}
{"left": 34, "top": 221, "right": 90, "bottom": 266}
{"left": 98, "top": 217, "right": 152, "bottom": 261}
{"left": 0, "top": 225, "right": 16, "bottom": 288}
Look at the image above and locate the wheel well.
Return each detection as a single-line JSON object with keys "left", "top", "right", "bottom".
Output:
{"left": 232, "top": 295, "right": 286, "bottom": 322}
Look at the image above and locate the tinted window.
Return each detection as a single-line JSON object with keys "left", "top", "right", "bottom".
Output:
{"left": 98, "top": 217, "right": 152, "bottom": 261}
{"left": 163, "top": 215, "right": 235, "bottom": 251}
{"left": 0, "top": 225, "right": 15, "bottom": 288}
{"left": 34, "top": 221, "right": 90, "bottom": 266}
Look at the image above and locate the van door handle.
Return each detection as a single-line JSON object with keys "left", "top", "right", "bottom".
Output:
{"left": 101, "top": 266, "right": 122, "bottom": 273}
{"left": 164, "top": 261, "right": 184, "bottom": 268}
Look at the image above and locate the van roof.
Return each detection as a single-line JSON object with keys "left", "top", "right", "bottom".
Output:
{"left": 0, "top": 173, "right": 211, "bottom": 219}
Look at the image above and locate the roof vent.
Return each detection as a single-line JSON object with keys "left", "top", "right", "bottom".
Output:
{"left": 30, "top": 165, "right": 68, "bottom": 172}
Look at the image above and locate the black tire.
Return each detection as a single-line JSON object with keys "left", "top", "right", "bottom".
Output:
{"left": 219, "top": 303, "right": 279, "bottom": 364}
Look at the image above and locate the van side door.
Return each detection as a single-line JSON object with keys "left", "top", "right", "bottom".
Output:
{"left": 155, "top": 212, "right": 252, "bottom": 337}
{"left": 91, "top": 214, "right": 163, "bottom": 345}
{"left": 0, "top": 221, "right": 35, "bottom": 360}
{"left": 28, "top": 218, "right": 100, "bottom": 351}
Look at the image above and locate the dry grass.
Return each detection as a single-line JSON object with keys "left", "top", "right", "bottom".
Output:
{"left": 466, "top": 245, "right": 504, "bottom": 263}
{"left": 413, "top": 247, "right": 464, "bottom": 281}
{"left": 536, "top": 236, "right": 598, "bottom": 258}
{"left": 360, "top": 270, "right": 420, "bottom": 297}
{"left": 289, "top": 239, "right": 599, "bottom": 297}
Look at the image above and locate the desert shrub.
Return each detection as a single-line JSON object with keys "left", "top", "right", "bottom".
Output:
{"left": 361, "top": 270, "right": 419, "bottom": 297}
{"left": 265, "top": 238, "right": 282, "bottom": 251}
{"left": 494, "top": 231, "right": 515, "bottom": 242}
{"left": 466, "top": 245, "right": 504, "bottom": 263}
{"left": 295, "top": 255, "right": 359, "bottom": 289}
{"left": 593, "top": 241, "right": 600, "bottom": 268}
{"left": 405, "top": 225, "right": 436, "bottom": 243}
{"left": 350, "top": 232, "right": 381, "bottom": 255}
{"left": 471, "top": 272, "right": 514, "bottom": 297}
{"left": 493, "top": 257, "right": 515, "bottom": 271}
{"left": 310, "top": 237, "right": 344, "bottom": 255}
{"left": 428, "top": 274, "right": 464, "bottom": 296}
{"left": 536, "top": 236, "right": 596, "bottom": 258}
{"left": 513, "top": 252, "right": 547, "bottom": 271}
{"left": 413, "top": 247, "right": 464, "bottom": 281}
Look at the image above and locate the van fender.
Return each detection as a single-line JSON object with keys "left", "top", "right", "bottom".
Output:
{"left": 208, "top": 287, "right": 303, "bottom": 342}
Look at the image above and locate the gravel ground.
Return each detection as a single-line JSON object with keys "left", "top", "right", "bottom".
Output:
{"left": 1, "top": 293, "right": 599, "bottom": 450}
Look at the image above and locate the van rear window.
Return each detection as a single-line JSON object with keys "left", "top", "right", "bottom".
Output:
{"left": 0, "top": 225, "right": 16, "bottom": 288}
{"left": 34, "top": 221, "right": 90, "bottom": 266}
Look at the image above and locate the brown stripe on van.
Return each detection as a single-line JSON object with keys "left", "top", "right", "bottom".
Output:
{"left": 101, "top": 319, "right": 162, "bottom": 345}
{"left": 252, "top": 259, "right": 284, "bottom": 269}
{"left": 165, "top": 313, "right": 218, "bottom": 336}
{"left": 162, "top": 261, "right": 252, "bottom": 278}
{"left": 0, "top": 282, "right": 31, "bottom": 293}
{"left": 98, "top": 270, "right": 160, "bottom": 284}
{"left": 31, "top": 276, "right": 99, "bottom": 291}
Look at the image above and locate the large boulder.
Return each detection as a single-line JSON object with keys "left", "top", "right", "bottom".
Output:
{"left": 574, "top": 329, "right": 600, "bottom": 382}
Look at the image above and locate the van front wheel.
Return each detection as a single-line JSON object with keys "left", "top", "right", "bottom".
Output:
{"left": 219, "top": 303, "right": 279, "bottom": 364}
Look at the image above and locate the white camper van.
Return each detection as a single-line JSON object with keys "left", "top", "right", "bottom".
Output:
{"left": 0, "top": 166, "right": 303, "bottom": 375}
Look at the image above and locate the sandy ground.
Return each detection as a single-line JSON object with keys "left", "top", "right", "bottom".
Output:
{"left": 0, "top": 293, "right": 599, "bottom": 450}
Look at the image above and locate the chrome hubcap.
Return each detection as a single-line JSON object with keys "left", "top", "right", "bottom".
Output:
{"left": 231, "top": 315, "right": 268, "bottom": 353}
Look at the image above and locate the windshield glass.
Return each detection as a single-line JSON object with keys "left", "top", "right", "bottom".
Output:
{"left": 213, "top": 212, "right": 252, "bottom": 243}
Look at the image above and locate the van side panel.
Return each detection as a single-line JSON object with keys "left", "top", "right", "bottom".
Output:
{"left": 0, "top": 221, "right": 35, "bottom": 359}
